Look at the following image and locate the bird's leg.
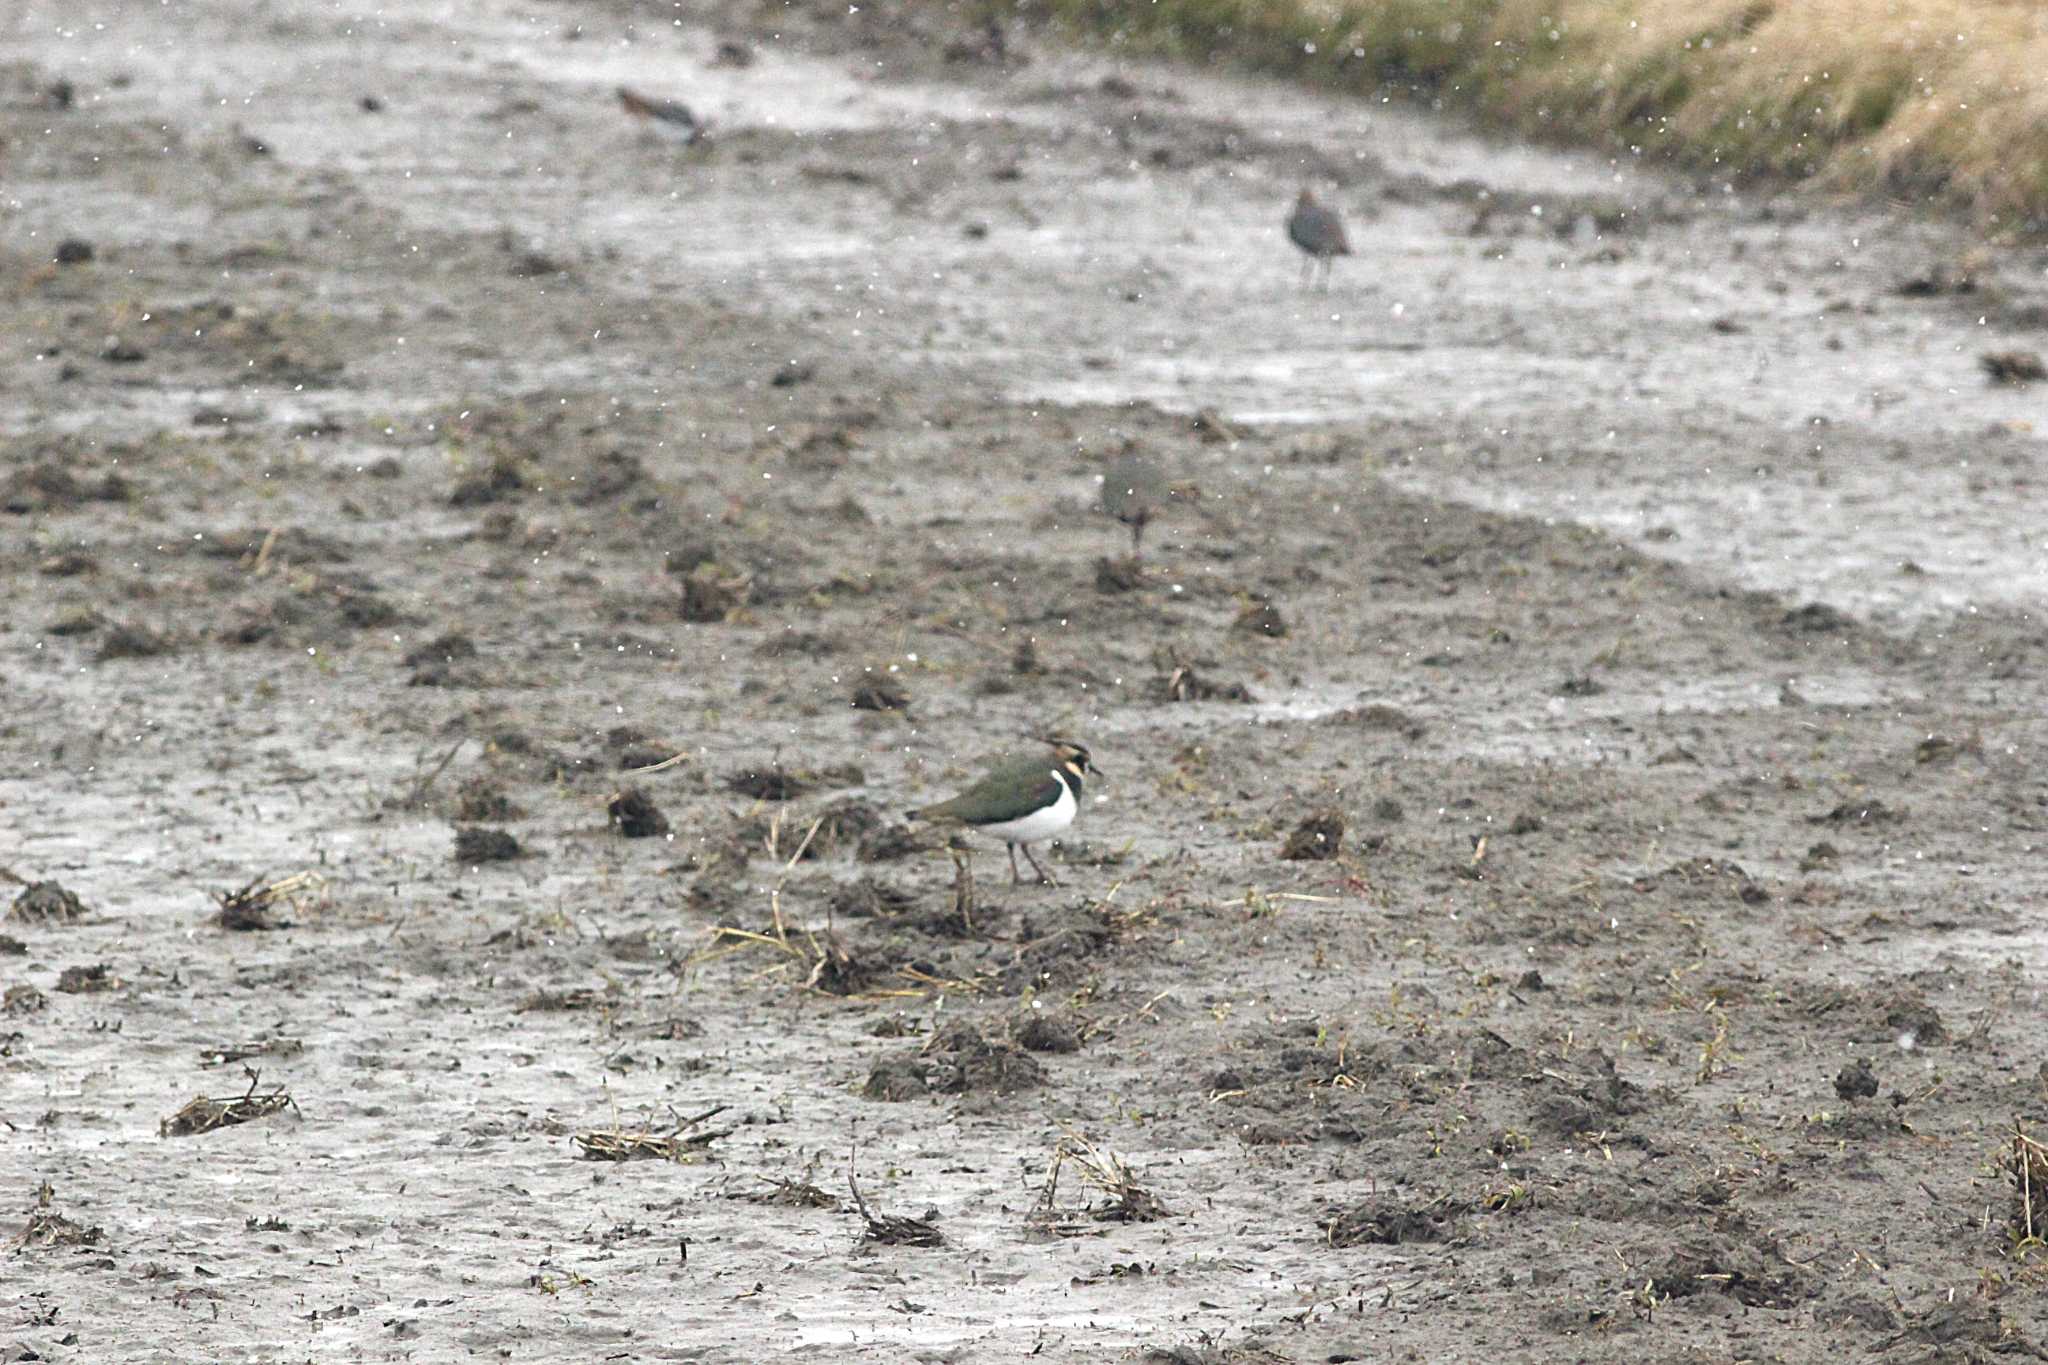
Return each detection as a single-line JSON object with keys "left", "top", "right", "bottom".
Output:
{"left": 1006, "top": 843, "right": 1024, "bottom": 885}
{"left": 1020, "top": 843, "right": 1057, "bottom": 887}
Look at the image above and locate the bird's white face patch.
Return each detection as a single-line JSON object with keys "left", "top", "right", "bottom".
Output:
{"left": 972, "top": 769, "right": 1078, "bottom": 845}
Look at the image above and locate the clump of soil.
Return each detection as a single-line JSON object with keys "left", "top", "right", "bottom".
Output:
{"left": 1981, "top": 349, "right": 2045, "bottom": 384}
{"left": 679, "top": 564, "right": 752, "bottom": 623}
{"left": 1231, "top": 600, "right": 1288, "bottom": 637}
{"left": 56, "top": 963, "right": 116, "bottom": 993}
{"left": 404, "top": 631, "right": 479, "bottom": 686}
{"left": 94, "top": 621, "right": 173, "bottom": 662}
{"left": 452, "top": 778, "right": 522, "bottom": 823}
{"left": 1015, "top": 1009, "right": 1083, "bottom": 1053}
{"left": 726, "top": 761, "right": 863, "bottom": 802}
{"left": 863, "top": 1053, "right": 930, "bottom": 1101}
{"left": 1280, "top": 810, "right": 1345, "bottom": 860}
{"left": 1095, "top": 555, "right": 1146, "bottom": 593}
{"left": 828, "top": 876, "right": 918, "bottom": 920}
{"left": 851, "top": 676, "right": 910, "bottom": 712}
{"left": 1834, "top": 1057, "right": 1879, "bottom": 1100}
{"left": 10, "top": 881, "right": 86, "bottom": 923}
{"left": 453, "top": 826, "right": 523, "bottom": 863}
{"left": 448, "top": 456, "right": 527, "bottom": 506}
{"left": 925, "top": 1023, "right": 1047, "bottom": 1096}
{"left": 1151, "top": 660, "right": 1254, "bottom": 703}
{"left": 857, "top": 822, "right": 923, "bottom": 863}
{"left": 4, "top": 984, "right": 48, "bottom": 1015}
{"left": 1322, "top": 1194, "right": 1465, "bottom": 1246}
{"left": 608, "top": 787, "right": 670, "bottom": 838}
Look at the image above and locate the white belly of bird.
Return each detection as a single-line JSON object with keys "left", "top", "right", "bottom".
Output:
{"left": 974, "top": 774, "right": 1076, "bottom": 845}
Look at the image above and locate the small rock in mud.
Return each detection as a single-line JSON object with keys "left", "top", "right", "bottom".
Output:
{"left": 55, "top": 963, "right": 115, "bottom": 994}
{"left": 10, "top": 881, "right": 87, "bottom": 923}
{"left": 404, "top": 632, "right": 479, "bottom": 686}
{"left": 1371, "top": 797, "right": 1404, "bottom": 822}
{"left": 1896, "top": 263, "right": 1975, "bottom": 297}
{"left": 607, "top": 787, "right": 670, "bottom": 838}
{"left": 679, "top": 564, "right": 751, "bottom": 623}
{"left": 448, "top": 458, "right": 526, "bottom": 507}
{"left": 769, "top": 359, "right": 814, "bottom": 387}
{"left": 45, "top": 607, "right": 100, "bottom": 637}
{"left": 1556, "top": 674, "right": 1605, "bottom": 697}
{"left": 0, "top": 935, "right": 25, "bottom": 956}
{"left": 1280, "top": 810, "right": 1345, "bottom": 861}
{"left": 93, "top": 622, "right": 172, "bottom": 662}
{"left": 453, "top": 826, "right": 523, "bottom": 864}
{"left": 1783, "top": 601, "right": 1851, "bottom": 632}
{"left": 99, "top": 339, "right": 147, "bottom": 364}
{"left": 54, "top": 238, "right": 95, "bottom": 265}
{"left": 1980, "top": 350, "right": 2045, "bottom": 385}
{"left": 570, "top": 450, "right": 645, "bottom": 505}
{"left": 711, "top": 38, "right": 755, "bottom": 67}
{"left": 3, "top": 463, "right": 128, "bottom": 514}
{"left": 1834, "top": 1057, "right": 1880, "bottom": 1101}
{"left": 1330, "top": 703, "right": 1425, "bottom": 739}
{"left": 863, "top": 1054, "right": 930, "bottom": 1102}
{"left": 1011, "top": 638, "right": 1044, "bottom": 675}
{"left": 1231, "top": 601, "right": 1288, "bottom": 638}
{"left": 1322, "top": 1194, "right": 1463, "bottom": 1246}
{"left": 1506, "top": 813, "right": 1543, "bottom": 836}
{"left": 39, "top": 550, "right": 97, "bottom": 577}
{"left": 1808, "top": 799, "right": 1904, "bottom": 825}
{"left": 1015, "top": 1010, "right": 1082, "bottom": 1054}
{"left": 851, "top": 676, "right": 910, "bottom": 712}
{"left": 1094, "top": 556, "right": 1146, "bottom": 593}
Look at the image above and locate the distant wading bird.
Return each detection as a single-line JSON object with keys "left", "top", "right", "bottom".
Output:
{"left": 906, "top": 740, "right": 1099, "bottom": 885}
{"left": 616, "top": 86, "right": 706, "bottom": 145}
{"left": 1287, "top": 188, "right": 1350, "bottom": 288}
{"left": 1101, "top": 451, "right": 1165, "bottom": 556}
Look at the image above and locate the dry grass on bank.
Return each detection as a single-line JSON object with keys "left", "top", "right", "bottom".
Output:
{"left": 1030, "top": 0, "right": 2048, "bottom": 227}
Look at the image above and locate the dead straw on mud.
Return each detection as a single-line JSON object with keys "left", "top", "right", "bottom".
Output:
{"left": 160, "top": 1070, "right": 298, "bottom": 1138}
{"left": 2008, "top": 1120, "right": 2048, "bottom": 1255}
{"left": 574, "top": 1103, "right": 733, "bottom": 1162}
{"left": 848, "top": 1146, "right": 945, "bottom": 1247}
{"left": 1033, "top": 1125, "right": 1170, "bottom": 1229}
{"left": 212, "top": 871, "right": 324, "bottom": 930}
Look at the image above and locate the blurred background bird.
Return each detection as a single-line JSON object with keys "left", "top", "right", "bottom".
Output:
{"left": 617, "top": 86, "right": 706, "bottom": 146}
{"left": 1101, "top": 450, "right": 1165, "bottom": 556}
{"left": 1287, "top": 188, "right": 1350, "bottom": 288}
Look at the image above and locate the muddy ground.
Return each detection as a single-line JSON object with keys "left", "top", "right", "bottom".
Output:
{"left": 5, "top": 0, "right": 2048, "bottom": 1360}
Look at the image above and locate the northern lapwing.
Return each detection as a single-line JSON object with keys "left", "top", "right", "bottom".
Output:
{"left": 906, "top": 739, "right": 1098, "bottom": 885}
{"left": 1101, "top": 451, "right": 1164, "bottom": 556}
{"left": 1287, "top": 188, "right": 1350, "bottom": 288}
{"left": 616, "top": 86, "right": 706, "bottom": 145}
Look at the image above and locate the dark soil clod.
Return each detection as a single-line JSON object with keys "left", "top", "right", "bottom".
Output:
{"left": 1231, "top": 600, "right": 1288, "bottom": 637}
{"left": 1322, "top": 1194, "right": 1465, "bottom": 1246}
{"left": 607, "top": 787, "right": 671, "bottom": 838}
{"left": 10, "top": 881, "right": 86, "bottom": 923}
{"left": 1834, "top": 1057, "right": 1880, "bottom": 1101}
{"left": 55, "top": 963, "right": 116, "bottom": 993}
{"left": 851, "top": 677, "right": 910, "bottom": 712}
{"left": 454, "top": 826, "right": 524, "bottom": 863}
{"left": 1981, "top": 349, "right": 2046, "bottom": 384}
{"left": 1280, "top": 810, "right": 1345, "bottom": 861}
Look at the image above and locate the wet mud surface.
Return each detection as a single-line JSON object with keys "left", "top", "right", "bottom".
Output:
{"left": 5, "top": 0, "right": 2048, "bottom": 1360}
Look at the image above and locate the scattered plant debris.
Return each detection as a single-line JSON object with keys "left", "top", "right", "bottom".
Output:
{"left": 1981, "top": 350, "right": 2046, "bottom": 385}
{"left": 1036, "top": 1127, "right": 1170, "bottom": 1228}
{"left": 160, "top": 1072, "right": 297, "bottom": 1137}
{"left": 848, "top": 1149, "right": 944, "bottom": 1247}
{"left": 55, "top": 963, "right": 116, "bottom": 993}
{"left": 575, "top": 1104, "right": 731, "bottom": 1162}
{"left": 213, "top": 872, "right": 322, "bottom": 930}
